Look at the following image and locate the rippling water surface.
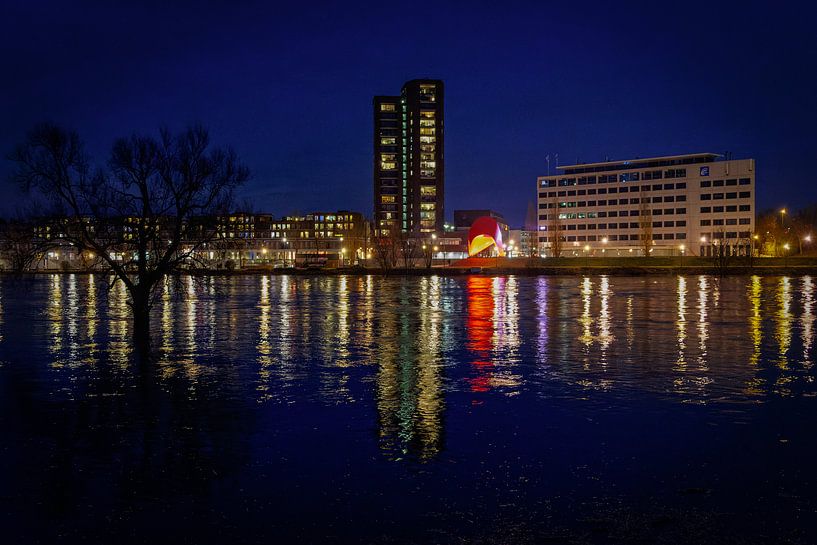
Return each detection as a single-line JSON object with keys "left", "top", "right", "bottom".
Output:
{"left": 1, "top": 274, "right": 816, "bottom": 543}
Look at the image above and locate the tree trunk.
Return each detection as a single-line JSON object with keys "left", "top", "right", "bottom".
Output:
{"left": 131, "top": 285, "right": 152, "bottom": 355}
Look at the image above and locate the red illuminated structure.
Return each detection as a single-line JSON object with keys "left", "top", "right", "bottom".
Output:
{"left": 467, "top": 216, "right": 506, "bottom": 257}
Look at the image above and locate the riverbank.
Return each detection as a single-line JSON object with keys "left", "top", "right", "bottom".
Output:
{"left": 6, "top": 256, "right": 817, "bottom": 276}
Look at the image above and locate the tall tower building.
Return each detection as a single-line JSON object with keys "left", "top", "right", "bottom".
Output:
{"left": 373, "top": 79, "right": 444, "bottom": 235}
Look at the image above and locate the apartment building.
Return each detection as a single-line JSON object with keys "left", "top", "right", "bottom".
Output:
{"left": 374, "top": 79, "right": 444, "bottom": 235}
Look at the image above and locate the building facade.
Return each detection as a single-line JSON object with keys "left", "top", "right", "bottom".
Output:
{"left": 536, "top": 153, "right": 756, "bottom": 257}
{"left": 373, "top": 79, "right": 444, "bottom": 235}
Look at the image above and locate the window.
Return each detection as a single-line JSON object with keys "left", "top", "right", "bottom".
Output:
{"left": 739, "top": 178, "right": 751, "bottom": 185}
{"left": 676, "top": 182, "right": 686, "bottom": 189}
{"left": 713, "top": 180, "right": 724, "bottom": 187}
{"left": 380, "top": 137, "right": 397, "bottom": 145}
{"left": 701, "top": 207, "right": 711, "bottom": 213}
{"left": 664, "top": 183, "right": 675, "bottom": 190}
{"left": 420, "top": 186, "right": 436, "bottom": 196}
{"left": 726, "top": 192, "right": 737, "bottom": 199}
{"left": 739, "top": 191, "right": 751, "bottom": 198}
{"left": 381, "top": 195, "right": 395, "bottom": 203}
{"left": 676, "top": 208, "right": 686, "bottom": 214}
{"left": 676, "top": 220, "right": 686, "bottom": 227}
{"left": 713, "top": 206, "right": 724, "bottom": 213}
{"left": 713, "top": 193, "right": 724, "bottom": 200}
{"left": 726, "top": 218, "right": 737, "bottom": 225}
{"left": 726, "top": 179, "right": 737, "bottom": 186}
{"left": 726, "top": 205, "right": 737, "bottom": 212}
{"left": 380, "top": 103, "right": 396, "bottom": 112}
{"left": 700, "top": 181, "right": 711, "bottom": 188}
{"left": 676, "top": 195, "right": 686, "bottom": 202}
{"left": 739, "top": 218, "right": 751, "bottom": 225}
{"left": 739, "top": 204, "right": 751, "bottom": 212}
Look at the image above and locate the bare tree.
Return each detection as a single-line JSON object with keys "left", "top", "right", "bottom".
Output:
{"left": 10, "top": 123, "right": 249, "bottom": 352}
{"left": 372, "top": 228, "right": 402, "bottom": 271}
{"left": 638, "top": 198, "right": 653, "bottom": 256}
{"left": 397, "top": 230, "right": 418, "bottom": 269}
{"left": 421, "top": 240, "right": 434, "bottom": 268}
{"left": 0, "top": 217, "right": 55, "bottom": 272}
{"left": 547, "top": 198, "right": 564, "bottom": 258}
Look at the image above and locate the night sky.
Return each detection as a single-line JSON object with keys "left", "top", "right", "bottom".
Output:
{"left": 2, "top": 0, "right": 815, "bottom": 226}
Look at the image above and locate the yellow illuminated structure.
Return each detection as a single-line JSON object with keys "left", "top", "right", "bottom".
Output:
{"left": 467, "top": 216, "right": 506, "bottom": 257}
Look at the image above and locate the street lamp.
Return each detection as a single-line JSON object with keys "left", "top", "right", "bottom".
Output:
{"left": 780, "top": 208, "right": 787, "bottom": 229}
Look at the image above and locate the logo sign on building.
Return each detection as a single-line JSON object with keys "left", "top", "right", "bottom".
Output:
{"left": 700, "top": 166, "right": 710, "bottom": 176}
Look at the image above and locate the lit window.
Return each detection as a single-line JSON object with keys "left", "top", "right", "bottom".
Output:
{"left": 380, "top": 103, "right": 396, "bottom": 112}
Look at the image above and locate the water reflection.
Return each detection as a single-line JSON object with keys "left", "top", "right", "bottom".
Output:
{"left": 375, "top": 278, "right": 444, "bottom": 460}
{"left": 802, "top": 276, "right": 814, "bottom": 368}
{"left": 2, "top": 274, "right": 816, "bottom": 465}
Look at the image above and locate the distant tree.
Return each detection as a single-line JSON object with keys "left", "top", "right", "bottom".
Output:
{"left": 372, "top": 229, "right": 398, "bottom": 270}
{"left": 9, "top": 123, "right": 249, "bottom": 352}
{"left": 0, "top": 216, "right": 54, "bottom": 272}
{"left": 397, "top": 230, "right": 418, "bottom": 269}
{"left": 547, "top": 197, "right": 564, "bottom": 258}
{"left": 638, "top": 198, "right": 653, "bottom": 257}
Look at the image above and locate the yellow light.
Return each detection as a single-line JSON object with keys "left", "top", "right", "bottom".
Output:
{"left": 433, "top": 246, "right": 439, "bottom": 252}
{"left": 781, "top": 208, "right": 787, "bottom": 215}
{"left": 806, "top": 235, "right": 812, "bottom": 243}
{"left": 341, "top": 248, "right": 346, "bottom": 253}
{"left": 431, "top": 233, "right": 437, "bottom": 240}
{"left": 601, "top": 237, "right": 608, "bottom": 244}
{"left": 700, "top": 236, "right": 707, "bottom": 243}
{"left": 753, "top": 235, "right": 759, "bottom": 240}
{"left": 583, "top": 245, "right": 590, "bottom": 251}
{"left": 422, "top": 244, "right": 427, "bottom": 249}
{"left": 783, "top": 243, "right": 790, "bottom": 250}
{"left": 679, "top": 244, "right": 685, "bottom": 251}
{"left": 261, "top": 248, "right": 267, "bottom": 254}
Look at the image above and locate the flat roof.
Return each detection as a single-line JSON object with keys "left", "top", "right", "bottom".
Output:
{"left": 556, "top": 153, "right": 721, "bottom": 171}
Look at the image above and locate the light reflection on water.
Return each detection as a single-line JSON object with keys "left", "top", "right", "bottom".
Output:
{"left": 1, "top": 274, "right": 817, "bottom": 451}
{"left": 2, "top": 273, "right": 817, "bottom": 544}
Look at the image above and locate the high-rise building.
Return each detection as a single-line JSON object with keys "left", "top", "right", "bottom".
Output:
{"left": 373, "top": 79, "right": 444, "bottom": 235}
{"left": 536, "top": 153, "right": 756, "bottom": 257}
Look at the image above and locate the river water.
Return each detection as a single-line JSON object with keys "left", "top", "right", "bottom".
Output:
{"left": 0, "top": 274, "right": 815, "bottom": 543}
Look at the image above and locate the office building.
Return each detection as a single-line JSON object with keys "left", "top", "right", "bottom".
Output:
{"left": 374, "top": 79, "right": 444, "bottom": 235}
{"left": 536, "top": 153, "right": 756, "bottom": 256}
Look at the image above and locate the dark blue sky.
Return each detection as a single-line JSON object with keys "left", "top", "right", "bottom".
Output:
{"left": 2, "top": 0, "right": 815, "bottom": 226}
